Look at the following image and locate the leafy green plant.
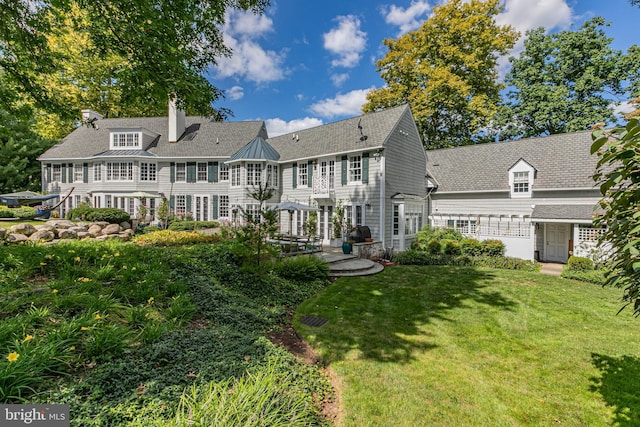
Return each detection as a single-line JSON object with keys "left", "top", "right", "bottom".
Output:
{"left": 480, "top": 239, "right": 505, "bottom": 257}
{"left": 441, "top": 239, "right": 461, "bottom": 256}
{"left": 566, "top": 256, "right": 594, "bottom": 271}
{"left": 460, "top": 238, "right": 483, "bottom": 256}
{"left": 67, "top": 207, "right": 130, "bottom": 224}
{"left": 132, "top": 230, "right": 220, "bottom": 246}
{"left": 168, "top": 221, "right": 219, "bottom": 231}
{"left": 273, "top": 256, "right": 329, "bottom": 282}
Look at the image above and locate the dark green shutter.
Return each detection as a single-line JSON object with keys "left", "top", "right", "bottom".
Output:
{"left": 46, "top": 164, "right": 51, "bottom": 183}
{"left": 68, "top": 164, "right": 73, "bottom": 182}
{"left": 170, "top": 162, "right": 175, "bottom": 183}
{"left": 209, "top": 162, "right": 217, "bottom": 183}
{"left": 341, "top": 156, "right": 348, "bottom": 185}
{"left": 292, "top": 163, "right": 297, "bottom": 188}
{"left": 186, "top": 195, "right": 192, "bottom": 213}
{"left": 362, "top": 153, "right": 369, "bottom": 184}
{"left": 61, "top": 164, "right": 67, "bottom": 183}
{"left": 308, "top": 161, "right": 313, "bottom": 186}
{"left": 187, "top": 162, "right": 196, "bottom": 183}
{"left": 211, "top": 195, "right": 219, "bottom": 219}
{"left": 83, "top": 163, "right": 88, "bottom": 183}
{"left": 170, "top": 195, "right": 175, "bottom": 210}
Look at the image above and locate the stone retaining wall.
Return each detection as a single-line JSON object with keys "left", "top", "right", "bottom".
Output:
{"left": 0, "top": 219, "right": 134, "bottom": 244}
{"left": 353, "top": 241, "right": 384, "bottom": 261}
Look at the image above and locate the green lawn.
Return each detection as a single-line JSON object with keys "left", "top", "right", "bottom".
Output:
{"left": 295, "top": 266, "right": 640, "bottom": 426}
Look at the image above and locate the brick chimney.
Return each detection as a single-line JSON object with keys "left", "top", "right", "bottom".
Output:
{"left": 168, "top": 98, "right": 185, "bottom": 143}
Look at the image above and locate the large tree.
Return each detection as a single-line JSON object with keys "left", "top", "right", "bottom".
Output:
{"left": 0, "top": 76, "right": 55, "bottom": 193}
{"left": 494, "top": 18, "right": 638, "bottom": 140}
{"left": 592, "top": 119, "right": 640, "bottom": 316}
{"left": 363, "top": 0, "right": 518, "bottom": 149}
{"left": 0, "top": 0, "right": 269, "bottom": 123}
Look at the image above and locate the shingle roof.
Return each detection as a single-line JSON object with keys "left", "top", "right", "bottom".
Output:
{"left": 228, "top": 136, "right": 280, "bottom": 162}
{"left": 426, "top": 131, "right": 598, "bottom": 192}
{"left": 267, "top": 104, "right": 410, "bottom": 162}
{"left": 38, "top": 117, "right": 267, "bottom": 160}
{"left": 531, "top": 204, "right": 600, "bottom": 221}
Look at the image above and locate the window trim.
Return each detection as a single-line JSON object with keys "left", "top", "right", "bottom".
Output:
{"left": 509, "top": 160, "right": 535, "bottom": 198}
{"left": 348, "top": 155, "right": 362, "bottom": 184}
{"left": 110, "top": 131, "right": 141, "bottom": 150}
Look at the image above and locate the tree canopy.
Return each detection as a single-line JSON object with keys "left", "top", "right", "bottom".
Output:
{"left": 363, "top": 0, "right": 518, "bottom": 149}
{"left": 494, "top": 18, "right": 639, "bottom": 140}
{"left": 592, "top": 119, "right": 640, "bottom": 316}
{"left": 0, "top": 0, "right": 269, "bottom": 123}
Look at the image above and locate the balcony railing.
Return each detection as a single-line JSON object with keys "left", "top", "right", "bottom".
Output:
{"left": 311, "top": 176, "right": 333, "bottom": 198}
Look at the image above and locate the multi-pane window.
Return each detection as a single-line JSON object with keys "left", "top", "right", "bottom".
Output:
{"left": 74, "top": 164, "right": 83, "bottom": 182}
{"left": 197, "top": 162, "right": 208, "bottom": 182}
{"left": 140, "top": 162, "right": 157, "bottom": 181}
{"left": 93, "top": 163, "right": 102, "bottom": 182}
{"left": 175, "top": 163, "right": 186, "bottom": 182}
{"left": 111, "top": 132, "right": 140, "bottom": 148}
{"left": 298, "top": 162, "right": 308, "bottom": 187}
{"left": 247, "top": 163, "right": 262, "bottom": 186}
{"left": 175, "top": 195, "right": 186, "bottom": 216}
{"left": 393, "top": 205, "right": 400, "bottom": 236}
{"left": 246, "top": 204, "right": 261, "bottom": 222}
{"left": 219, "top": 195, "right": 229, "bottom": 218}
{"left": 231, "top": 164, "right": 241, "bottom": 186}
{"left": 105, "top": 195, "right": 112, "bottom": 208}
{"left": 329, "top": 161, "right": 335, "bottom": 189}
{"left": 74, "top": 195, "right": 81, "bottom": 208}
{"left": 513, "top": 171, "right": 529, "bottom": 193}
{"left": 52, "top": 164, "right": 62, "bottom": 182}
{"left": 349, "top": 155, "right": 362, "bottom": 183}
{"left": 219, "top": 163, "right": 229, "bottom": 181}
{"left": 404, "top": 204, "right": 423, "bottom": 235}
{"left": 106, "top": 162, "right": 134, "bottom": 181}
{"left": 267, "top": 164, "right": 278, "bottom": 188}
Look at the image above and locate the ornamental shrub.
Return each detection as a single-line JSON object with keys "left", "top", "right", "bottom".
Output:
{"left": 168, "top": 221, "right": 219, "bottom": 231}
{"left": 272, "top": 256, "right": 329, "bottom": 282}
{"left": 0, "top": 207, "right": 37, "bottom": 219}
{"left": 460, "top": 238, "right": 483, "bottom": 256}
{"left": 67, "top": 207, "right": 130, "bottom": 224}
{"left": 566, "top": 256, "right": 594, "bottom": 271}
{"left": 426, "top": 239, "right": 442, "bottom": 255}
{"left": 441, "top": 239, "right": 461, "bottom": 256}
{"left": 480, "top": 239, "right": 505, "bottom": 257}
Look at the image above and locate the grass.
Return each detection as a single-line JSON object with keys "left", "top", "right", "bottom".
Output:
{"left": 295, "top": 265, "right": 640, "bottom": 426}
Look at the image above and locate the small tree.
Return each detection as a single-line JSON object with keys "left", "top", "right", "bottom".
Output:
{"left": 157, "top": 198, "right": 169, "bottom": 229}
{"left": 233, "top": 181, "right": 278, "bottom": 269}
{"left": 591, "top": 118, "right": 640, "bottom": 315}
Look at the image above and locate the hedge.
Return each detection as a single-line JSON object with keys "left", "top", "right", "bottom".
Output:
{"left": 67, "top": 207, "right": 130, "bottom": 224}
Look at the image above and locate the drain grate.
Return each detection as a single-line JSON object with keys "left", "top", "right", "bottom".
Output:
{"left": 300, "top": 315, "right": 329, "bottom": 327}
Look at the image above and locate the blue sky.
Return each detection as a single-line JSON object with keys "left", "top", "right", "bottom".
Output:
{"left": 207, "top": 0, "right": 640, "bottom": 137}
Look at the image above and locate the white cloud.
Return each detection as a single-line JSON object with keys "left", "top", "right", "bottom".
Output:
{"left": 381, "top": 1, "right": 432, "bottom": 35}
{"left": 331, "top": 73, "right": 350, "bottom": 87}
{"left": 323, "top": 15, "right": 367, "bottom": 68}
{"left": 612, "top": 100, "right": 636, "bottom": 117}
{"left": 497, "top": 0, "right": 573, "bottom": 52}
{"left": 213, "top": 10, "right": 287, "bottom": 83}
{"left": 265, "top": 117, "right": 324, "bottom": 137}
{"left": 226, "top": 86, "right": 244, "bottom": 101}
{"left": 309, "top": 88, "right": 373, "bottom": 119}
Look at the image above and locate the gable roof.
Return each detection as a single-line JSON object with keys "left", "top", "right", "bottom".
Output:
{"left": 426, "top": 131, "right": 598, "bottom": 193}
{"left": 38, "top": 117, "right": 268, "bottom": 161}
{"left": 228, "top": 136, "right": 280, "bottom": 162}
{"left": 267, "top": 104, "right": 411, "bottom": 162}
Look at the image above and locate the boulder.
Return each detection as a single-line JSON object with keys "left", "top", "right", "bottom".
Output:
{"left": 35, "top": 224, "right": 56, "bottom": 233}
{"left": 29, "top": 230, "right": 55, "bottom": 242}
{"left": 10, "top": 223, "right": 37, "bottom": 236}
{"left": 70, "top": 225, "right": 88, "bottom": 233}
{"left": 95, "top": 234, "right": 119, "bottom": 241}
{"left": 76, "top": 231, "right": 92, "bottom": 239}
{"left": 0, "top": 228, "right": 7, "bottom": 239}
{"left": 7, "top": 233, "right": 29, "bottom": 243}
{"left": 120, "top": 221, "right": 132, "bottom": 230}
{"left": 102, "top": 224, "right": 121, "bottom": 235}
{"left": 46, "top": 219, "right": 75, "bottom": 229}
{"left": 57, "top": 229, "right": 77, "bottom": 239}
{"left": 87, "top": 224, "right": 103, "bottom": 235}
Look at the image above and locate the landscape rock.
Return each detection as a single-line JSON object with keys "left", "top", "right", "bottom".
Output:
{"left": 35, "top": 224, "right": 56, "bottom": 233}
{"left": 29, "top": 230, "right": 55, "bottom": 242}
{"left": 102, "top": 224, "right": 121, "bottom": 235}
{"left": 46, "top": 219, "right": 75, "bottom": 229}
{"left": 7, "top": 233, "right": 29, "bottom": 243}
{"left": 120, "top": 221, "right": 132, "bottom": 230}
{"left": 0, "top": 228, "right": 7, "bottom": 239}
{"left": 10, "top": 223, "right": 37, "bottom": 236}
{"left": 87, "top": 224, "right": 103, "bottom": 235}
{"left": 57, "top": 229, "right": 77, "bottom": 239}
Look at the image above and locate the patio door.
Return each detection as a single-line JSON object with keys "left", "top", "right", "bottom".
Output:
{"left": 193, "top": 195, "right": 209, "bottom": 222}
{"left": 545, "top": 223, "right": 569, "bottom": 263}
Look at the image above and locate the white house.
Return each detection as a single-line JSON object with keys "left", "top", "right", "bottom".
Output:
{"left": 426, "top": 131, "right": 604, "bottom": 262}
{"left": 38, "top": 103, "right": 428, "bottom": 251}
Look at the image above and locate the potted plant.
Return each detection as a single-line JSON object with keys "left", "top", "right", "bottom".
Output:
{"left": 330, "top": 201, "right": 344, "bottom": 247}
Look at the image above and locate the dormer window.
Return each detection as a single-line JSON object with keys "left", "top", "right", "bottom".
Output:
{"left": 509, "top": 158, "right": 535, "bottom": 198}
{"left": 111, "top": 132, "right": 141, "bottom": 149}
